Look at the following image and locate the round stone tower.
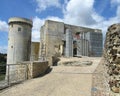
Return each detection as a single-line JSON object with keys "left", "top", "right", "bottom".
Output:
{"left": 7, "top": 17, "right": 33, "bottom": 64}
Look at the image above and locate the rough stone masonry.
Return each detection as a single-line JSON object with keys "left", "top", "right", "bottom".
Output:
{"left": 92, "top": 23, "right": 120, "bottom": 96}
{"left": 105, "top": 24, "right": 120, "bottom": 95}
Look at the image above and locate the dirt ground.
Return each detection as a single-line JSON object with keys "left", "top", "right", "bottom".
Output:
{"left": 0, "top": 57, "right": 101, "bottom": 96}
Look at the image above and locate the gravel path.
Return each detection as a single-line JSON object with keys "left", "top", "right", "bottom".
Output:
{"left": 0, "top": 57, "right": 101, "bottom": 96}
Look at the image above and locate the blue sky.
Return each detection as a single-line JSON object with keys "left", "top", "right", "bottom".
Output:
{"left": 0, "top": 0, "right": 120, "bottom": 53}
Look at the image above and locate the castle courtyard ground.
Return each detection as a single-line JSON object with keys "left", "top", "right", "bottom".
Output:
{"left": 0, "top": 57, "right": 101, "bottom": 96}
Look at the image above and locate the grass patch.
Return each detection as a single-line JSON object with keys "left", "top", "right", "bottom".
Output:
{"left": 0, "top": 74, "right": 5, "bottom": 81}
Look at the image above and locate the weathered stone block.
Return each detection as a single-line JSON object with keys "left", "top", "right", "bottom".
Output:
{"left": 21, "top": 61, "right": 49, "bottom": 79}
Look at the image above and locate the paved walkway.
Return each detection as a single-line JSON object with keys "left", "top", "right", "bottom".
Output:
{"left": 0, "top": 57, "right": 101, "bottom": 96}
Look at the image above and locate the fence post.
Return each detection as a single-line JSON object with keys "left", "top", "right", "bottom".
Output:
{"left": 7, "top": 65, "right": 10, "bottom": 86}
{"left": 25, "top": 64, "right": 28, "bottom": 80}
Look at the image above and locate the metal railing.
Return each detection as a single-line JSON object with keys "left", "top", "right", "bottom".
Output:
{"left": 0, "top": 64, "right": 28, "bottom": 90}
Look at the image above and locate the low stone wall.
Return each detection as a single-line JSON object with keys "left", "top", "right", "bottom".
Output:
{"left": 57, "top": 57, "right": 93, "bottom": 66}
{"left": 6, "top": 61, "right": 49, "bottom": 84}
{"left": 22, "top": 61, "right": 49, "bottom": 79}
{"left": 6, "top": 64, "right": 27, "bottom": 84}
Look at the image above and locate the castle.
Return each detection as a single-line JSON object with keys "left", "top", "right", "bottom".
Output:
{"left": 7, "top": 17, "right": 103, "bottom": 66}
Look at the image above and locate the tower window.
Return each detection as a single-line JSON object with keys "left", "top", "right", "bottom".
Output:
{"left": 18, "top": 27, "right": 21, "bottom": 31}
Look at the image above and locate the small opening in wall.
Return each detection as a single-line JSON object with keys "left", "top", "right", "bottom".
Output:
{"left": 11, "top": 46, "right": 13, "bottom": 48}
{"left": 18, "top": 27, "right": 21, "bottom": 31}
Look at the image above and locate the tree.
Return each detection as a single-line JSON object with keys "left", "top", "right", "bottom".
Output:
{"left": 0, "top": 53, "right": 7, "bottom": 73}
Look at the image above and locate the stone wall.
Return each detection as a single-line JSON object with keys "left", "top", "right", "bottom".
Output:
{"left": 22, "top": 61, "right": 49, "bottom": 79}
{"left": 104, "top": 24, "right": 120, "bottom": 95}
{"left": 7, "top": 61, "right": 49, "bottom": 84}
{"left": 30, "top": 42, "right": 40, "bottom": 61}
{"left": 6, "top": 64, "right": 27, "bottom": 84}
{"left": 92, "top": 23, "right": 120, "bottom": 96}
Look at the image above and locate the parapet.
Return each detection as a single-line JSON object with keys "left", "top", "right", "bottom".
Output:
{"left": 8, "top": 17, "right": 33, "bottom": 27}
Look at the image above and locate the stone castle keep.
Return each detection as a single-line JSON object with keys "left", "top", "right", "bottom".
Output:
{"left": 7, "top": 17, "right": 103, "bottom": 66}
{"left": 39, "top": 20, "right": 103, "bottom": 65}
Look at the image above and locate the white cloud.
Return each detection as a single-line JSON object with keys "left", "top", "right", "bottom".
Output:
{"left": 91, "top": 12, "right": 104, "bottom": 23}
{"left": 111, "top": 0, "right": 120, "bottom": 17}
{"left": 0, "top": 46, "right": 7, "bottom": 53}
{"left": 63, "top": 0, "right": 96, "bottom": 26}
{"left": 32, "top": 30, "right": 41, "bottom": 42}
{"left": 116, "top": 6, "right": 120, "bottom": 17}
{"left": 0, "top": 20, "right": 8, "bottom": 32}
{"left": 32, "top": 16, "right": 44, "bottom": 42}
{"left": 35, "top": 0, "right": 61, "bottom": 12}
{"left": 111, "top": 0, "right": 120, "bottom": 5}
